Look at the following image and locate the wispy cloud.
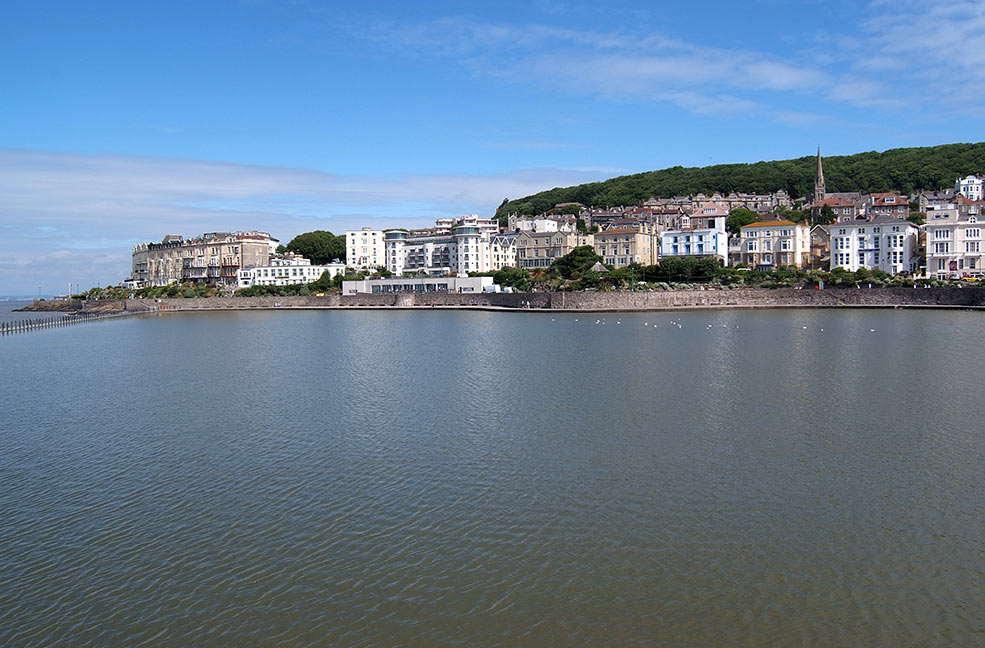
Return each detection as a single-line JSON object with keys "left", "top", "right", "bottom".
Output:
{"left": 355, "top": 3, "right": 985, "bottom": 121}
{"left": 0, "top": 148, "right": 616, "bottom": 293}
{"left": 855, "top": 0, "right": 985, "bottom": 108}
{"left": 358, "top": 16, "right": 835, "bottom": 119}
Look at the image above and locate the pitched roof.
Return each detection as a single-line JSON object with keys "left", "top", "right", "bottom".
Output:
{"left": 741, "top": 220, "right": 798, "bottom": 228}
{"left": 814, "top": 197, "right": 856, "bottom": 207}
{"left": 597, "top": 228, "right": 643, "bottom": 235}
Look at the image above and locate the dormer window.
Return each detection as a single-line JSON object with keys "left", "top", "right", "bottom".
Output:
{"left": 886, "top": 196, "right": 896, "bottom": 203}
{"left": 971, "top": 216, "right": 978, "bottom": 224}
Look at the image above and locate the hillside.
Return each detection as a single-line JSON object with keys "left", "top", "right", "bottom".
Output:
{"left": 496, "top": 142, "right": 985, "bottom": 218}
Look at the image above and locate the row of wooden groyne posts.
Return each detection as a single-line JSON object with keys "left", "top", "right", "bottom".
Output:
{"left": 0, "top": 310, "right": 145, "bottom": 335}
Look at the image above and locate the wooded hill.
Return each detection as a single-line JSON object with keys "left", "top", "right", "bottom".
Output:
{"left": 496, "top": 142, "right": 985, "bottom": 218}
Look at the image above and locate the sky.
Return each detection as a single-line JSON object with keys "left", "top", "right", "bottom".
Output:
{"left": 2, "top": 0, "right": 985, "bottom": 295}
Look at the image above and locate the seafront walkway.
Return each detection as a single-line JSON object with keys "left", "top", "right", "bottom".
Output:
{"left": 7, "top": 286, "right": 984, "bottom": 336}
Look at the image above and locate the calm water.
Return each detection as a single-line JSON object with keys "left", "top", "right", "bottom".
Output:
{"left": 0, "top": 300, "right": 43, "bottom": 323}
{"left": 1, "top": 309, "right": 984, "bottom": 646}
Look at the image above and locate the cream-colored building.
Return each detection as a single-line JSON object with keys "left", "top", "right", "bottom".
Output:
{"left": 739, "top": 220, "right": 810, "bottom": 268}
{"left": 925, "top": 206, "right": 984, "bottom": 278}
{"left": 516, "top": 231, "right": 594, "bottom": 269}
{"left": 132, "top": 231, "right": 276, "bottom": 287}
{"left": 593, "top": 224, "right": 657, "bottom": 267}
{"left": 346, "top": 227, "right": 385, "bottom": 269}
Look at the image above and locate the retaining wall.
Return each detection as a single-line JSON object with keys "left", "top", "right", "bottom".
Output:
{"left": 118, "top": 287, "right": 985, "bottom": 313}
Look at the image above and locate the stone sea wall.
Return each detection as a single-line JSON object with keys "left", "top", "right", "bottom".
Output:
{"left": 100, "top": 286, "right": 985, "bottom": 312}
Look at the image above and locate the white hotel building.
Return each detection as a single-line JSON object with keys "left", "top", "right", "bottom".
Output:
{"left": 346, "top": 227, "right": 386, "bottom": 269}
{"left": 237, "top": 254, "right": 345, "bottom": 288}
{"left": 925, "top": 206, "right": 984, "bottom": 278}
{"left": 829, "top": 217, "right": 918, "bottom": 275}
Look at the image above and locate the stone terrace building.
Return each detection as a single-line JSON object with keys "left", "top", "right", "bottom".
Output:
{"left": 516, "top": 231, "right": 594, "bottom": 269}
{"left": 132, "top": 231, "right": 276, "bottom": 287}
{"left": 593, "top": 223, "right": 657, "bottom": 268}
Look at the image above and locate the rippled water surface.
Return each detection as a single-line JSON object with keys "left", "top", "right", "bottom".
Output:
{"left": 2, "top": 309, "right": 984, "bottom": 646}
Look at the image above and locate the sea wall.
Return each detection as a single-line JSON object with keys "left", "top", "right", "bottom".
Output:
{"left": 16, "top": 287, "right": 983, "bottom": 315}
{"left": 116, "top": 286, "right": 985, "bottom": 312}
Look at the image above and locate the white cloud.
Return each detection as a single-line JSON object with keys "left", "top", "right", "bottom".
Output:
{"left": 359, "top": 6, "right": 985, "bottom": 120}
{"left": 0, "top": 148, "right": 615, "bottom": 294}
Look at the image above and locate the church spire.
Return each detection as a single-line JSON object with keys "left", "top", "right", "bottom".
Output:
{"left": 814, "top": 146, "right": 826, "bottom": 203}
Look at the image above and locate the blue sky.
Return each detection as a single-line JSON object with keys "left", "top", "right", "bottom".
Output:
{"left": 2, "top": 0, "right": 984, "bottom": 294}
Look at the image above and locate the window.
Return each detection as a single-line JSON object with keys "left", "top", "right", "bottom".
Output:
{"left": 966, "top": 228, "right": 980, "bottom": 239}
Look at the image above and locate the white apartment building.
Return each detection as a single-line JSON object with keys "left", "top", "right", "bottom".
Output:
{"left": 955, "top": 175, "right": 984, "bottom": 202}
{"left": 515, "top": 217, "right": 558, "bottom": 233}
{"left": 346, "top": 227, "right": 385, "bottom": 269}
{"left": 490, "top": 232, "right": 518, "bottom": 270}
{"left": 237, "top": 254, "right": 346, "bottom": 288}
{"left": 829, "top": 217, "right": 918, "bottom": 275}
{"left": 739, "top": 220, "right": 811, "bottom": 268}
{"left": 435, "top": 214, "right": 500, "bottom": 236}
{"left": 659, "top": 215, "right": 729, "bottom": 265}
{"left": 384, "top": 225, "right": 491, "bottom": 276}
{"left": 925, "top": 206, "right": 984, "bottom": 278}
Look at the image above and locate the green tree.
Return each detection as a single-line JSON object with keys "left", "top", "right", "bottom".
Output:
{"left": 308, "top": 270, "right": 339, "bottom": 293}
{"left": 494, "top": 142, "right": 985, "bottom": 217}
{"left": 286, "top": 231, "right": 346, "bottom": 264}
{"left": 815, "top": 205, "right": 836, "bottom": 225}
{"left": 727, "top": 208, "right": 759, "bottom": 235}
{"left": 908, "top": 211, "right": 927, "bottom": 225}
{"left": 550, "top": 245, "right": 604, "bottom": 279}
{"left": 493, "top": 267, "right": 532, "bottom": 291}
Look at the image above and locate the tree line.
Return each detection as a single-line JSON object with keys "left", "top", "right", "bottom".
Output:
{"left": 495, "top": 142, "right": 985, "bottom": 219}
